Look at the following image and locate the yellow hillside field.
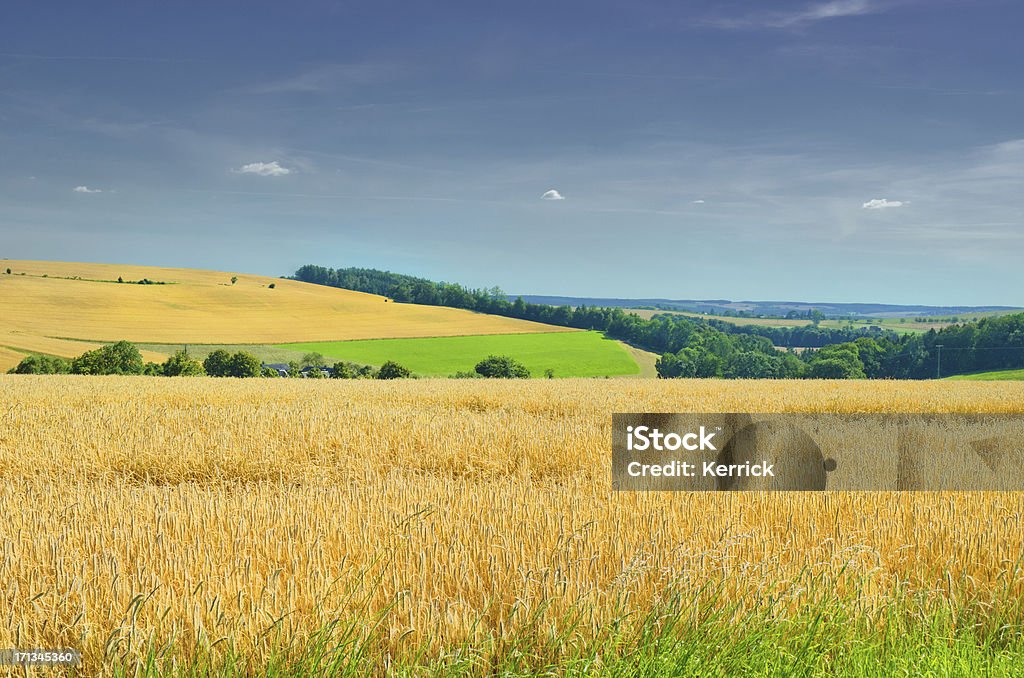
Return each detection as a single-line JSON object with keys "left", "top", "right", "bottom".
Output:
{"left": 2, "top": 377, "right": 1023, "bottom": 671}
{"left": 0, "top": 260, "right": 570, "bottom": 370}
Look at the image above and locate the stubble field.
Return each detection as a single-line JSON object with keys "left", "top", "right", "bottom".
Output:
{"left": 2, "top": 377, "right": 1024, "bottom": 675}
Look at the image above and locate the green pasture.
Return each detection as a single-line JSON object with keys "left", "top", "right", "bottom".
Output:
{"left": 277, "top": 331, "right": 639, "bottom": 377}
{"left": 945, "top": 368, "right": 1024, "bottom": 381}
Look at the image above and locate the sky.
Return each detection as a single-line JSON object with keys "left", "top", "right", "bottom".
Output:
{"left": 1, "top": 0, "right": 1023, "bottom": 305}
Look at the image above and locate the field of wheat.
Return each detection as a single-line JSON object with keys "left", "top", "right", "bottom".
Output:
{"left": 0, "top": 261, "right": 569, "bottom": 372}
{"left": 2, "top": 376, "right": 1024, "bottom": 674}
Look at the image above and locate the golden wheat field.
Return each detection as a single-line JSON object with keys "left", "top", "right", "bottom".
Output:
{"left": 2, "top": 376, "right": 1024, "bottom": 673}
{"left": 0, "top": 261, "right": 570, "bottom": 371}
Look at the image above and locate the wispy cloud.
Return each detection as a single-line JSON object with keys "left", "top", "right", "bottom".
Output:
{"left": 72, "top": 185, "right": 102, "bottom": 193}
{"left": 862, "top": 198, "right": 905, "bottom": 209}
{"left": 239, "top": 63, "right": 403, "bottom": 95}
{"left": 706, "top": 0, "right": 879, "bottom": 30}
{"left": 692, "top": 199, "right": 706, "bottom": 204}
{"left": 234, "top": 161, "right": 292, "bottom": 177}
{"left": 541, "top": 189, "right": 565, "bottom": 201}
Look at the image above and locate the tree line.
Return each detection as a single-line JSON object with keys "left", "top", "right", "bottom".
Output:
{"left": 7, "top": 341, "right": 412, "bottom": 380}
{"left": 8, "top": 341, "right": 539, "bottom": 380}
{"left": 293, "top": 264, "right": 1024, "bottom": 380}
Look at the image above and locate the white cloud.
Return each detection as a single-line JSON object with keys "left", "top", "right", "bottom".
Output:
{"left": 235, "top": 161, "right": 291, "bottom": 177}
{"left": 862, "top": 198, "right": 905, "bottom": 209}
{"left": 73, "top": 185, "right": 102, "bottom": 193}
{"left": 708, "top": 0, "right": 877, "bottom": 30}
{"left": 240, "top": 63, "right": 401, "bottom": 95}
{"left": 541, "top": 189, "right": 565, "bottom": 201}
{"left": 692, "top": 199, "right": 705, "bottom": 204}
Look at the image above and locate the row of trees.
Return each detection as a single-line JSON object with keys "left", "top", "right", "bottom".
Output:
{"left": 6, "top": 342, "right": 417, "bottom": 380}
{"left": 655, "top": 339, "right": 870, "bottom": 379}
{"left": 655, "top": 316, "right": 1024, "bottom": 379}
{"left": 8, "top": 343, "right": 538, "bottom": 380}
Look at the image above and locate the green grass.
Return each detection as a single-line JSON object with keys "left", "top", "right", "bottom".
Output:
{"left": 276, "top": 331, "right": 640, "bottom": 377}
{"left": 946, "top": 368, "right": 1024, "bottom": 381}
{"left": 110, "top": 588, "right": 1024, "bottom": 676}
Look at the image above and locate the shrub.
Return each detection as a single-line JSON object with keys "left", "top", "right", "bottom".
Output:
{"left": 71, "top": 341, "right": 144, "bottom": 375}
{"left": 474, "top": 355, "right": 530, "bottom": 379}
{"left": 228, "top": 352, "right": 262, "bottom": 378}
{"left": 203, "top": 350, "right": 234, "bottom": 377}
{"left": 377, "top": 361, "right": 412, "bottom": 379}
{"left": 331, "top": 362, "right": 356, "bottom": 379}
{"left": 302, "top": 353, "right": 327, "bottom": 368}
{"left": 9, "top": 354, "right": 70, "bottom": 374}
{"left": 162, "top": 351, "right": 205, "bottom": 377}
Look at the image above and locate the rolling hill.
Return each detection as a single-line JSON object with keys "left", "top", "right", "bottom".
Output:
{"left": 0, "top": 260, "right": 572, "bottom": 371}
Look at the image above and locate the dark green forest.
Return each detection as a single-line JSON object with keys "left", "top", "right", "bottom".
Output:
{"left": 292, "top": 265, "right": 1024, "bottom": 380}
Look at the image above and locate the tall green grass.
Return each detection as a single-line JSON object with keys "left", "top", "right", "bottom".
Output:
{"left": 108, "top": 578, "right": 1024, "bottom": 677}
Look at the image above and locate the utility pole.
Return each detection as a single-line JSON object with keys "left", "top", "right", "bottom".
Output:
{"left": 935, "top": 344, "right": 943, "bottom": 379}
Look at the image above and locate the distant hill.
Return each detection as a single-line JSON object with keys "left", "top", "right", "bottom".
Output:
{"left": 0, "top": 260, "right": 569, "bottom": 372}
{"left": 513, "top": 296, "right": 1022, "bottom": 319}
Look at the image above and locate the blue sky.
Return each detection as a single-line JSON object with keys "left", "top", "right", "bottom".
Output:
{"left": 2, "top": 0, "right": 1022, "bottom": 305}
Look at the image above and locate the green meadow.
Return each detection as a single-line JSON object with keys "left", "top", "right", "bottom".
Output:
{"left": 945, "top": 368, "right": 1024, "bottom": 381}
{"left": 277, "top": 331, "right": 639, "bottom": 377}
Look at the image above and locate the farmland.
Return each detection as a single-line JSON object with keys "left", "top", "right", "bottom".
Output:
{"left": 2, "top": 376, "right": 1024, "bottom": 674}
{"left": 0, "top": 260, "right": 570, "bottom": 372}
{"left": 279, "top": 330, "right": 640, "bottom": 377}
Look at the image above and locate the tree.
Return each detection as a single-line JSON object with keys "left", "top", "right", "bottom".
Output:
{"left": 724, "top": 351, "right": 781, "bottom": 379}
{"left": 228, "top": 351, "right": 262, "bottom": 378}
{"left": 807, "top": 358, "right": 862, "bottom": 379}
{"left": 71, "top": 340, "right": 144, "bottom": 375}
{"left": 807, "top": 342, "right": 866, "bottom": 379}
{"left": 9, "top": 354, "right": 69, "bottom": 374}
{"left": 4, "top": 268, "right": 10, "bottom": 275}
{"left": 377, "top": 360, "right": 412, "bottom": 379}
{"left": 162, "top": 351, "right": 205, "bottom": 376}
{"left": 143, "top": 362, "right": 163, "bottom": 376}
{"left": 268, "top": 283, "right": 276, "bottom": 289}
{"left": 203, "top": 350, "right": 234, "bottom": 377}
{"left": 475, "top": 355, "right": 530, "bottom": 378}
{"left": 230, "top": 276, "right": 238, "bottom": 285}
{"left": 305, "top": 366, "right": 327, "bottom": 378}
{"left": 779, "top": 352, "right": 806, "bottom": 379}
{"left": 854, "top": 337, "right": 886, "bottom": 378}
{"left": 301, "top": 352, "right": 326, "bottom": 368}
{"left": 656, "top": 347, "right": 722, "bottom": 378}
{"left": 331, "top": 362, "right": 356, "bottom": 379}
{"left": 261, "top": 366, "right": 281, "bottom": 377}
{"left": 117, "top": 276, "right": 123, "bottom": 283}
